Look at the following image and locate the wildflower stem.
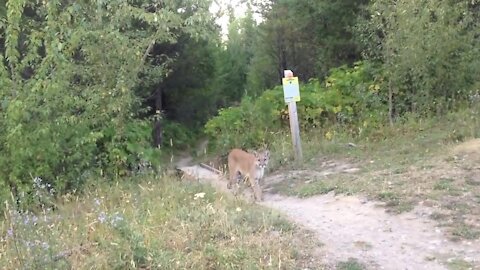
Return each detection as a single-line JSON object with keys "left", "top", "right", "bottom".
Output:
{"left": 5, "top": 201, "right": 25, "bottom": 269}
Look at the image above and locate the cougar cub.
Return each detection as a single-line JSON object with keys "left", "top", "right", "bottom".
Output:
{"left": 227, "top": 148, "right": 270, "bottom": 201}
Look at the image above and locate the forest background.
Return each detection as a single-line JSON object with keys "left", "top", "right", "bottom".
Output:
{"left": 0, "top": 0, "right": 479, "bottom": 228}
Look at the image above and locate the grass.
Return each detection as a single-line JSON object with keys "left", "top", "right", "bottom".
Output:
{"left": 336, "top": 258, "right": 366, "bottom": 270}
{"left": 447, "top": 258, "right": 475, "bottom": 270}
{"left": 0, "top": 175, "right": 322, "bottom": 269}
{"left": 450, "top": 223, "right": 480, "bottom": 241}
{"left": 267, "top": 108, "right": 480, "bottom": 239}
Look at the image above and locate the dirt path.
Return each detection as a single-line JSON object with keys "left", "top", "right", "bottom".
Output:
{"left": 263, "top": 193, "right": 480, "bottom": 269}
{"left": 176, "top": 159, "right": 480, "bottom": 269}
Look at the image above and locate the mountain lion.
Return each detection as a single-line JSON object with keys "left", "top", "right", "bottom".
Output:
{"left": 227, "top": 148, "right": 270, "bottom": 201}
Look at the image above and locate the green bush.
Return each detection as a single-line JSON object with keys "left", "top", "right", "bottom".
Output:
{"left": 96, "top": 119, "right": 162, "bottom": 178}
{"left": 205, "top": 61, "right": 387, "bottom": 150}
{"left": 0, "top": 0, "right": 185, "bottom": 210}
{"left": 356, "top": 0, "right": 480, "bottom": 115}
{"left": 162, "top": 121, "right": 198, "bottom": 150}
{"left": 205, "top": 96, "right": 281, "bottom": 150}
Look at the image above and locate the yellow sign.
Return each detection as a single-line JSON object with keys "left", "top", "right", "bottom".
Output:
{"left": 282, "top": 77, "right": 300, "bottom": 103}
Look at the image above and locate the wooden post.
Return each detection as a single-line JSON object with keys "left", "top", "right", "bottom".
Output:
{"left": 288, "top": 101, "right": 303, "bottom": 161}
{"left": 282, "top": 70, "right": 302, "bottom": 162}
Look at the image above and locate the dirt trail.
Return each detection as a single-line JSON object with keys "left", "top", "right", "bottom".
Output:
{"left": 176, "top": 158, "right": 480, "bottom": 269}
{"left": 263, "top": 193, "right": 480, "bottom": 269}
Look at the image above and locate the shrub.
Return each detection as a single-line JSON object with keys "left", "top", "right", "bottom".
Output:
{"left": 205, "top": 61, "right": 387, "bottom": 151}
{"left": 96, "top": 119, "right": 162, "bottom": 179}
{"left": 162, "top": 120, "right": 198, "bottom": 150}
{"left": 0, "top": 0, "right": 192, "bottom": 210}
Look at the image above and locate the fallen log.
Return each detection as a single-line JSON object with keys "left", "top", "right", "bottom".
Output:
{"left": 199, "top": 163, "right": 223, "bottom": 175}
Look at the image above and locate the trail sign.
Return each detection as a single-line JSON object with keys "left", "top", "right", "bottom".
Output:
{"left": 282, "top": 75, "right": 300, "bottom": 103}
{"left": 282, "top": 70, "right": 302, "bottom": 161}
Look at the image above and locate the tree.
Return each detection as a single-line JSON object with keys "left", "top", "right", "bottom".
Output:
{"left": 212, "top": 5, "right": 258, "bottom": 106}
{"left": 0, "top": 0, "right": 213, "bottom": 207}
{"left": 130, "top": 0, "right": 220, "bottom": 145}
{"left": 152, "top": 35, "right": 219, "bottom": 128}
{"left": 356, "top": 0, "right": 480, "bottom": 119}
{"left": 246, "top": 0, "right": 368, "bottom": 93}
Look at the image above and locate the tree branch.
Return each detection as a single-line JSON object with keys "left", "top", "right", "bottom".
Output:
{"left": 142, "top": 40, "right": 156, "bottom": 66}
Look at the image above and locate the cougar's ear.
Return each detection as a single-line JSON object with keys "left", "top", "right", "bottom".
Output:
{"left": 253, "top": 151, "right": 259, "bottom": 157}
{"left": 265, "top": 150, "right": 270, "bottom": 157}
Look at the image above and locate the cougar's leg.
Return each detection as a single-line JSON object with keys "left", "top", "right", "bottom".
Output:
{"left": 255, "top": 179, "right": 263, "bottom": 201}
{"left": 237, "top": 174, "right": 249, "bottom": 195}
{"left": 248, "top": 176, "right": 263, "bottom": 201}
{"left": 227, "top": 168, "right": 236, "bottom": 189}
{"left": 233, "top": 173, "right": 244, "bottom": 196}
{"left": 229, "top": 171, "right": 243, "bottom": 197}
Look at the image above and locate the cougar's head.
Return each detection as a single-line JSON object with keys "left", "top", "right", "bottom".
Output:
{"left": 253, "top": 150, "right": 270, "bottom": 169}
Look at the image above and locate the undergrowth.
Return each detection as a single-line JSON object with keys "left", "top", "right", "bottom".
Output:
{"left": 0, "top": 175, "right": 316, "bottom": 269}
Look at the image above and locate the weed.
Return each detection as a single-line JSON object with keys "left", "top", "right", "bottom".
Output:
{"left": 430, "top": 212, "right": 449, "bottom": 221}
{"left": 447, "top": 258, "right": 474, "bottom": 270}
{"left": 444, "top": 202, "right": 471, "bottom": 213}
{"left": 373, "top": 191, "right": 414, "bottom": 213}
{"left": 465, "top": 178, "right": 480, "bottom": 186}
{"left": 297, "top": 182, "right": 336, "bottom": 197}
{"left": 433, "top": 178, "right": 462, "bottom": 196}
{"left": 336, "top": 258, "right": 366, "bottom": 270}
{"left": 387, "top": 200, "right": 415, "bottom": 214}
{"left": 1, "top": 175, "right": 321, "bottom": 269}
{"left": 353, "top": 241, "right": 373, "bottom": 251}
{"left": 2, "top": 177, "right": 66, "bottom": 269}
{"left": 377, "top": 191, "right": 399, "bottom": 202}
{"left": 450, "top": 223, "right": 480, "bottom": 240}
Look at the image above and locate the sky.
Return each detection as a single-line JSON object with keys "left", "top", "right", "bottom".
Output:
{"left": 209, "top": 0, "right": 263, "bottom": 39}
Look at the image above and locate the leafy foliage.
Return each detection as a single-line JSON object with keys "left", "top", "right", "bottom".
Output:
{"left": 356, "top": 0, "right": 480, "bottom": 116}
{"left": 245, "top": 0, "right": 369, "bottom": 93}
{"left": 1, "top": 0, "right": 479, "bottom": 215}
{"left": 148, "top": 33, "right": 220, "bottom": 129}
{"left": 0, "top": 0, "right": 213, "bottom": 209}
{"left": 205, "top": 61, "right": 385, "bottom": 150}
{"left": 205, "top": 96, "right": 276, "bottom": 150}
{"left": 212, "top": 5, "right": 258, "bottom": 106}
{"left": 161, "top": 120, "right": 198, "bottom": 149}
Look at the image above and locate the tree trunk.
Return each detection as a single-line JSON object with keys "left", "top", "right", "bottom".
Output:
{"left": 280, "top": 48, "right": 287, "bottom": 78}
{"left": 388, "top": 78, "right": 394, "bottom": 126}
{"left": 152, "top": 87, "right": 163, "bottom": 148}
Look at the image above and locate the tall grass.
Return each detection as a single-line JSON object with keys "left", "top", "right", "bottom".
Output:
{"left": 1, "top": 175, "right": 308, "bottom": 269}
